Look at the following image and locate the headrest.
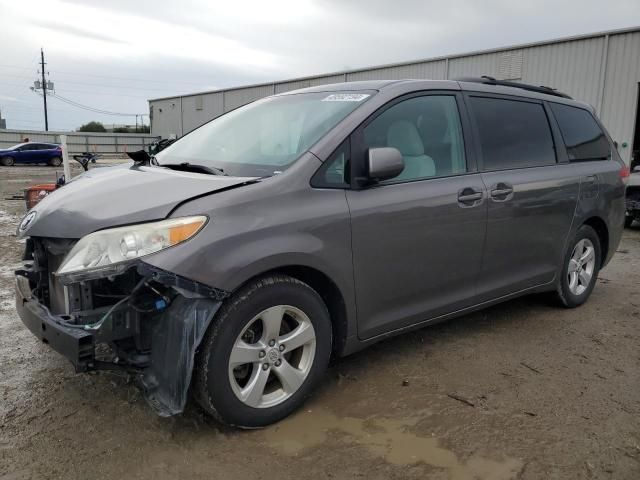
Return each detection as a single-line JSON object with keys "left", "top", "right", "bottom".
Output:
{"left": 387, "top": 120, "right": 425, "bottom": 156}
{"left": 418, "top": 102, "right": 449, "bottom": 144}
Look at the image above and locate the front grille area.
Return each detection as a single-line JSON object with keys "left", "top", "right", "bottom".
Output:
{"left": 26, "top": 237, "right": 76, "bottom": 313}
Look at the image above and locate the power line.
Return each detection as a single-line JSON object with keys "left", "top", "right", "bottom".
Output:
{"left": 54, "top": 70, "right": 214, "bottom": 87}
{"left": 0, "top": 73, "right": 37, "bottom": 80}
{"left": 54, "top": 88, "right": 155, "bottom": 99}
{"left": 42, "top": 78, "right": 185, "bottom": 93}
{"left": 48, "top": 92, "right": 145, "bottom": 116}
{"left": 6, "top": 117, "right": 77, "bottom": 127}
{"left": 29, "top": 81, "right": 145, "bottom": 116}
{"left": 3, "top": 102, "right": 77, "bottom": 113}
{"left": 0, "top": 80, "right": 34, "bottom": 87}
{"left": 2, "top": 80, "right": 173, "bottom": 97}
{"left": 0, "top": 63, "right": 216, "bottom": 87}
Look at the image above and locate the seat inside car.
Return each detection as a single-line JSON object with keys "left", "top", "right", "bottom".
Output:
{"left": 386, "top": 120, "right": 435, "bottom": 180}
{"left": 417, "top": 101, "right": 454, "bottom": 176}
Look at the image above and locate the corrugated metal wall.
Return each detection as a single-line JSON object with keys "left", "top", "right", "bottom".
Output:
{"left": 0, "top": 129, "right": 159, "bottom": 154}
{"left": 149, "top": 28, "right": 640, "bottom": 163}
{"left": 223, "top": 84, "right": 275, "bottom": 112}
{"left": 601, "top": 31, "right": 640, "bottom": 159}
{"left": 275, "top": 79, "right": 311, "bottom": 94}
{"left": 309, "top": 74, "right": 346, "bottom": 86}
{"left": 345, "top": 60, "right": 447, "bottom": 81}
{"left": 181, "top": 92, "right": 224, "bottom": 134}
{"left": 521, "top": 38, "right": 604, "bottom": 107}
{"left": 149, "top": 98, "right": 182, "bottom": 138}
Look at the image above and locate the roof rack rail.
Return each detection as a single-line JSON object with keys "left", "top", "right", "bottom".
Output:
{"left": 456, "top": 76, "right": 573, "bottom": 99}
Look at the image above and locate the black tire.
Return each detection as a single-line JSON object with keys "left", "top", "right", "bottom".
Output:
{"left": 624, "top": 216, "right": 634, "bottom": 228}
{"left": 0, "top": 156, "right": 15, "bottom": 166}
{"left": 193, "top": 274, "right": 332, "bottom": 428}
{"left": 556, "top": 225, "right": 601, "bottom": 308}
{"left": 49, "top": 156, "right": 62, "bottom": 167}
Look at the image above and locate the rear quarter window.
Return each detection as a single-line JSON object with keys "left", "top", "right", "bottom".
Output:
{"left": 549, "top": 103, "right": 611, "bottom": 161}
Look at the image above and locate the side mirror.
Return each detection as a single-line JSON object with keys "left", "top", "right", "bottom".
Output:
{"left": 367, "top": 147, "right": 404, "bottom": 182}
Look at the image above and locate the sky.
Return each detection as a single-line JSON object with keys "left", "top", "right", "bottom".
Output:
{"left": 0, "top": 0, "right": 638, "bottom": 131}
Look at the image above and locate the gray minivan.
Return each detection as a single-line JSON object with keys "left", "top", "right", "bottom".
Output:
{"left": 14, "top": 78, "right": 627, "bottom": 427}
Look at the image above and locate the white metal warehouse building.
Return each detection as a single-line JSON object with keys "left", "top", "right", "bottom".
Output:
{"left": 148, "top": 26, "right": 640, "bottom": 165}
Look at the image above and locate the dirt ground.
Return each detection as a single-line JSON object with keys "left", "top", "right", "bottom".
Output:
{"left": 1, "top": 164, "right": 639, "bottom": 480}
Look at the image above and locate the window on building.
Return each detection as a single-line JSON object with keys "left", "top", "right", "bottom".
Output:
{"left": 469, "top": 97, "right": 556, "bottom": 170}
{"left": 549, "top": 103, "right": 611, "bottom": 161}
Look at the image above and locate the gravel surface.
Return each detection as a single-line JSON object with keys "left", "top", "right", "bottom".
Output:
{"left": 1, "top": 164, "right": 639, "bottom": 480}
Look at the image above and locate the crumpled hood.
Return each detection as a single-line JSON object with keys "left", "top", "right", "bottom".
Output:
{"left": 21, "top": 164, "right": 257, "bottom": 239}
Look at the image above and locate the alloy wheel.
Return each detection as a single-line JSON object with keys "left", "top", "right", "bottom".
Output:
{"left": 567, "top": 238, "right": 596, "bottom": 296}
{"left": 228, "top": 305, "right": 316, "bottom": 408}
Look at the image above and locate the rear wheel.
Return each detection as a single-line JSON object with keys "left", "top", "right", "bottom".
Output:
{"left": 49, "top": 156, "right": 62, "bottom": 167}
{"left": 556, "top": 225, "right": 601, "bottom": 308}
{"left": 0, "top": 156, "right": 15, "bottom": 166}
{"left": 193, "top": 274, "right": 332, "bottom": 428}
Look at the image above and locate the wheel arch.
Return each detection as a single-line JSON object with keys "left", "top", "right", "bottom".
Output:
{"left": 232, "top": 265, "right": 350, "bottom": 358}
{"left": 582, "top": 216, "right": 609, "bottom": 267}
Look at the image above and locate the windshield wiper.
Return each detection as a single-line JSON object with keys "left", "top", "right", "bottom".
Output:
{"left": 162, "top": 162, "right": 228, "bottom": 176}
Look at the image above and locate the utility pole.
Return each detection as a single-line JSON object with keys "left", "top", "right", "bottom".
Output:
{"left": 40, "top": 48, "right": 49, "bottom": 131}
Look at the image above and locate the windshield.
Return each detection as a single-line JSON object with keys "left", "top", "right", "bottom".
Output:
{"left": 8, "top": 143, "right": 26, "bottom": 150}
{"left": 156, "top": 91, "right": 373, "bottom": 177}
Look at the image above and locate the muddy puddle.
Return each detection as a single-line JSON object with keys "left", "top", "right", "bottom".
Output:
{"left": 261, "top": 407, "right": 522, "bottom": 479}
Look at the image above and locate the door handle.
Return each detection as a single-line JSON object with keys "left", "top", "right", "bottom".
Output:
{"left": 490, "top": 183, "right": 514, "bottom": 201}
{"left": 458, "top": 188, "right": 483, "bottom": 207}
{"left": 583, "top": 175, "right": 597, "bottom": 185}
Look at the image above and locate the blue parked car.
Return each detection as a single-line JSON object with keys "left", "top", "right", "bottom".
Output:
{"left": 0, "top": 142, "right": 63, "bottom": 167}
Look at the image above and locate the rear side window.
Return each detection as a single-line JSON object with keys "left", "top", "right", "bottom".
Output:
{"left": 549, "top": 103, "right": 611, "bottom": 161}
{"left": 469, "top": 97, "right": 556, "bottom": 171}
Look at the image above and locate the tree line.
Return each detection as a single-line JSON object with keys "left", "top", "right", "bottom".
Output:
{"left": 78, "top": 121, "right": 150, "bottom": 134}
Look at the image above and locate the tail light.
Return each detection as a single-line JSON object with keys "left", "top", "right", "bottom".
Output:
{"left": 620, "top": 165, "right": 630, "bottom": 184}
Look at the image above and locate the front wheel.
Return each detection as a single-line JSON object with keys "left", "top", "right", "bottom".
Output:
{"left": 556, "top": 225, "right": 601, "bottom": 308}
{"left": 193, "top": 275, "right": 332, "bottom": 428}
{"left": 49, "top": 156, "right": 62, "bottom": 167}
{"left": 0, "top": 156, "right": 15, "bottom": 166}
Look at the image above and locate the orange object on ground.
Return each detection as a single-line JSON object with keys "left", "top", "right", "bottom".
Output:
{"left": 25, "top": 183, "right": 57, "bottom": 210}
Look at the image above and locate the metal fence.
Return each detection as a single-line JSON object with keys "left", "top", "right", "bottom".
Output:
{"left": 0, "top": 128, "right": 160, "bottom": 155}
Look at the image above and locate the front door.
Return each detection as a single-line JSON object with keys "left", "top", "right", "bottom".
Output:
{"left": 17, "top": 144, "right": 39, "bottom": 163}
{"left": 346, "top": 93, "right": 487, "bottom": 340}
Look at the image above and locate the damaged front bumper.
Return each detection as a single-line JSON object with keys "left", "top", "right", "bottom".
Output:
{"left": 15, "top": 255, "right": 228, "bottom": 417}
{"left": 16, "top": 273, "right": 94, "bottom": 370}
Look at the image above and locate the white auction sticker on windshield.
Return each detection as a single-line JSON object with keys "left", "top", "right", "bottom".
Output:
{"left": 322, "top": 93, "right": 370, "bottom": 102}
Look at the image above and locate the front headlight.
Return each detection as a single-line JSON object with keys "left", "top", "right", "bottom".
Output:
{"left": 56, "top": 216, "right": 207, "bottom": 277}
